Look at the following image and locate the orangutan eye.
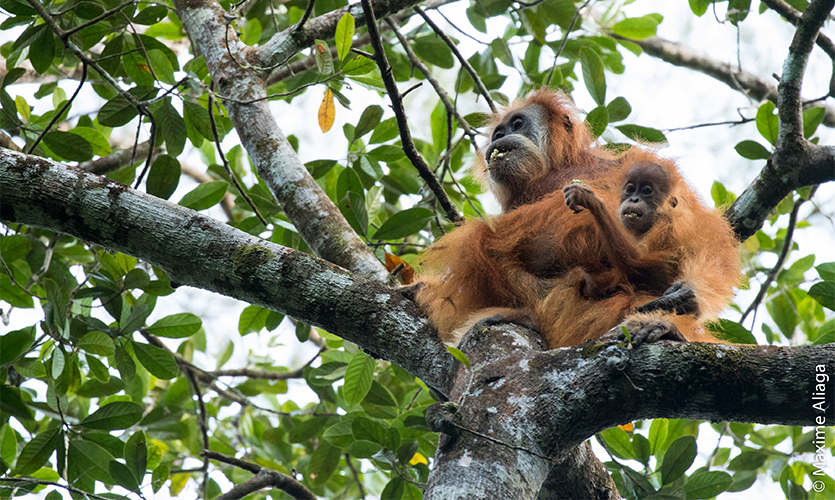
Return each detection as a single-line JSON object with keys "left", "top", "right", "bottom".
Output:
{"left": 510, "top": 116, "right": 524, "bottom": 131}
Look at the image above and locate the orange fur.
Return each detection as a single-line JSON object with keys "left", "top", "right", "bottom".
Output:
{"left": 415, "top": 90, "right": 740, "bottom": 347}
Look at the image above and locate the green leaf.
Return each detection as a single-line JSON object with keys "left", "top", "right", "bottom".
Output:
{"left": 580, "top": 47, "right": 606, "bottom": 105}
{"left": 0, "top": 425, "right": 16, "bottom": 464}
{"left": 238, "top": 305, "right": 269, "bottom": 335}
{"left": 598, "top": 427, "right": 635, "bottom": 460}
{"left": 124, "top": 431, "right": 147, "bottom": 481}
{"left": 606, "top": 97, "right": 631, "bottom": 122}
{"left": 0, "top": 234, "right": 31, "bottom": 262}
{"left": 0, "top": 0, "right": 36, "bottom": 15}
{"left": 343, "top": 56, "right": 376, "bottom": 76}
{"left": 767, "top": 292, "right": 798, "bottom": 337}
{"left": 43, "top": 131, "right": 94, "bottom": 161}
{"left": 446, "top": 346, "right": 470, "bottom": 368}
{"left": 352, "top": 416, "right": 386, "bottom": 444}
{"left": 728, "top": 0, "right": 751, "bottom": 25}
{"left": 610, "top": 14, "right": 663, "bottom": 40}
{"left": 240, "top": 17, "right": 262, "bottom": 45}
{"left": 0, "top": 386, "right": 32, "bottom": 420}
{"left": 13, "top": 428, "right": 60, "bottom": 475}
{"left": 86, "top": 353, "right": 110, "bottom": 382}
{"left": 586, "top": 105, "right": 608, "bottom": 138}
{"left": 689, "top": 0, "right": 712, "bottom": 16}
{"left": 146, "top": 154, "right": 181, "bottom": 200}
{"left": 313, "top": 39, "right": 334, "bottom": 75}
{"left": 756, "top": 101, "right": 779, "bottom": 146}
{"left": 491, "top": 38, "right": 514, "bottom": 67}
{"left": 343, "top": 351, "right": 375, "bottom": 407}
{"left": 0, "top": 327, "right": 34, "bottom": 365}
{"left": 728, "top": 450, "right": 768, "bottom": 470}
{"left": 335, "top": 13, "right": 355, "bottom": 61}
{"left": 152, "top": 99, "right": 186, "bottom": 157}
{"left": 711, "top": 181, "right": 736, "bottom": 207}
{"left": 705, "top": 319, "right": 757, "bottom": 344}
{"left": 110, "top": 460, "right": 140, "bottom": 491}
{"left": 30, "top": 26, "right": 55, "bottom": 74}
{"left": 413, "top": 35, "right": 455, "bottom": 68}
{"left": 121, "top": 303, "right": 150, "bottom": 334}
{"left": 684, "top": 470, "right": 734, "bottom": 499}
{"left": 132, "top": 341, "right": 179, "bottom": 379}
{"left": 632, "top": 433, "right": 650, "bottom": 466}
{"left": 802, "top": 106, "right": 826, "bottom": 138}
{"left": 369, "top": 117, "right": 399, "bottom": 143}
{"left": 68, "top": 440, "right": 114, "bottom": 483}
{"left": 648, "top": 419, "right": 668, "bottom": 454}
{"left": 51, "top": 347, "right": 65, "bottom": 378}
{"left": 734, "top": 140, "right": 771, "bottom": 160}
{"left": 368, "top": 144, "right": 405, "bottom": 163}
{"left": 347, "top": 440, "right": 382, "bottom": 458}
{"left": 354, "top": 105, "right": 383, "bottom": 140}
{"left": 809, "top": 282, "right": 835, "bottom": 311}
{"left": 147, "top": 49, "right": 175, "bottom": 85}
{"left": 660, "top": 435, "right": 697, "bottom": 484}
{"left": 80, "top": 401, "right": 144, "bottom": 430}
{"left": 616, "top": 124, "right": 667, "bottom": 144}
{"left": 373, "top": 207, "right": 434, "bottom": 240}
{"left": 817, "top": 263, "right": 835, "bottom": 281}
{"left": 152, "top": 464, "right": 169, "bottom": 493}
{"left": 308, "top": 441, "right": 340, "bottom": 485}
{"left": 147, "top": 313, "right": 202, "bottom": 338}
{"left": 77, "top": 331, "right": 116, "bottom": 356}
{"left": 68, "top": 127, "right": 111, "bottom": 157}
{"left": 382, "top": 477, "right": 422, "bottom": 500}
{"left": 99, "top": 95, "right": 140, "bottom": 127}
{"left": 178, "top": 180, "right": 228, "bottom": 211}
{"left": 339, "top": 191, "right": 368, "bottom": 237}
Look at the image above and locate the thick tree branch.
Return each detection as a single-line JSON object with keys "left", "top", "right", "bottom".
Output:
{"left": 725, "top": 0, "right": 835, "bottom": 240}
{"left": 426, "top": 322, "right": 834, "bottom": 499}
{"left": 253, "top": 0, "right": 430, "bottom": 68}
{"left": 613, "top": 34, "right": 835, "bottom": 127}
{"left": 172, "top": 0, "right": 388, "bottom": 280}
{"left": 0, "top": 148, "right": 452, "bottom": 397}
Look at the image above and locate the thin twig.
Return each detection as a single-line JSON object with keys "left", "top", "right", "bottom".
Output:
{"left": 740, "top": 187, "right": 817, "bottom": 324}
{"left": 384, "top": 18, "right": 477, "bottom": 143}
{"left": 663, "top": 117, "right": 754, "bottom": 133}
{"left": 413, "top": 6, "right": 496, "bottom": 113}
{"left": 186, "top": 368, "right": 211, "bottom": 498}
{"left": 61, "top": 0, "right": 134, "bottom": 39}
{"left": 132, "top": 114, "right": 156, "bottom": 188}
{"left": 0, "top": 478, "right": 112, "bottom": 500}
{"left": 360, "top": 0, "right": 462, "bottom": 224}
{"left": 345, "top": 454, "right": 367, "bottom": 499}
{"left": 27, "top": 64, "right": 87, "bottom": 155}
{"left": 208, "top": 86, "right": 270, "bottom": 226}
{"left": 547, "top": 0, "right": 591, "bottom": 86}
{"left": 295, "top": 0, "right": 316, "bottom": 32}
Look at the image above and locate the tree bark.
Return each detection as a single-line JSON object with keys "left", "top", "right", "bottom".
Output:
{"left": 172, "top": 0, "right": 388, "bottom": 281}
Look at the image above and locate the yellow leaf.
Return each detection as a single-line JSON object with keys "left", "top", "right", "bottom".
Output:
{"left": 618, "top": 422, "right": 634, "bottom": 431}
{"left": 318, "top": 88, "right": 335, "bottom": 133}
{"left": 169, "top": 473, "right": 189, "bottom": 496}
{"left": 409, "top": 452, "right": 428, "bottom": 466}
